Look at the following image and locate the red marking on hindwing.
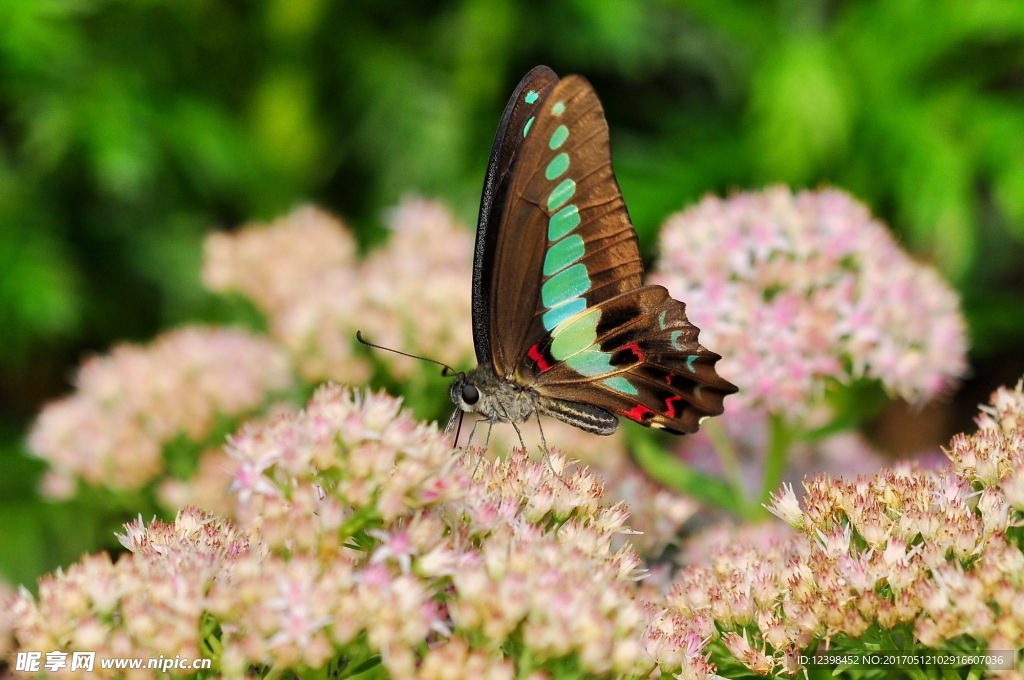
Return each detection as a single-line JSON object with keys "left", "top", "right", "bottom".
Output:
{"left": 620, "top": 404, "right": 654, "bottom": 423}
{"left": 664, "top": 372, "right": 676, "bottom": 385}
{"left": 664, "top": 395, "right": 682, "bottom": 418}
{"left": 623, "top": 343, "right": 645, "bottom": 361}
{"left": 528, "top": 344, "right": 551, "bottom": 372}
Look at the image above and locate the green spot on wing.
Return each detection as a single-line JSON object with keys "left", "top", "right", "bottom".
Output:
{"left": 543, "top": 297, "right": 586, "bottom": 331}
{"left": 541, "top": 263, "right": 590, "bottom": 309}
{"left": 658, "top": 310, "right": 668, "bottom": 330}
{"left": 545, "top": 152, "right": 569, "bottom": 180}
{"left": 603, "top": 376, "right": 638, "bottom": 395}
{"left": 685, "top": 355, "right": 697, "bottom": 373}
{"left": 523, "top": 117, "right": 535, "bottom": 137}
{"left": 670, "top": 330, "right": 684, "bottom": 350}
{"left": 566, "top": 347, "right": 614, "bottom": 376}
{"left": 552, "top": 101, "right": 566, "bottom": 115}
{"left": 543, "top": 234, "right": 585, "bottom": 276}
{"left": 549, "top": 205, "right": 580, "bottom": 240}
{"left": 549, "top": 125, "right": 569, "bottom": 149}
{"left": 547, "top": 178, "right": 576, "bottom": 211}
{"left": 525, "top": 90, "right": 539, "bottom": 104}
{"left": 551, "top": 308, "right": 600, "bottom": 360}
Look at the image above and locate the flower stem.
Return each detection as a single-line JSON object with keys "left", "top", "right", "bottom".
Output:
{"left": 629, "top": 430, "right": 739, "bottom": 510}
{"left": 702, "top": 418, "right": 750, "bottom": 514}
{"left": 759, "top": 414, "right": 791, "bottom": 510}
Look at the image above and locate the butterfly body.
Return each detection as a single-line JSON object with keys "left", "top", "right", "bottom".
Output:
{"left": 451, "top": 364, "right": 619, "bottom": 435}
{"left": 453, "top": 66, "right": 736, "bottom": 439}
{"left": 450, "top": 365, "right": 542, "bottom": 426}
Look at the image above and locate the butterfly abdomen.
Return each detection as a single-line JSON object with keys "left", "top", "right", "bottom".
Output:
{"left": 538, "top": 396, "right": 618, "bottom": 435}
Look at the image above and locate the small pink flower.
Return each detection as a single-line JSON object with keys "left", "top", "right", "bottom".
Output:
{"left": 228, "top": 449, "right": 281, "bottom": 505}
{"left": 766, "top": 482, "right": 803, "bottom": 528}
{"left": 368, "top": 528, "right": 416, "bottom": 574}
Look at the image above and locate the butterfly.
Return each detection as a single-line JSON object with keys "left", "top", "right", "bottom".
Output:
{"left": 448, "top": 66, "right": 737, "bottom": 443}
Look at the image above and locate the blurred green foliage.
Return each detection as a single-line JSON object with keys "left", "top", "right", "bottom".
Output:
{"left": 2, "top": 0, "right": 1024, "bottom": 582}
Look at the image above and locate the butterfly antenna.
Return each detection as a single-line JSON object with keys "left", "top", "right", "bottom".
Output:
{"left": 355, "top": 330, "right": 460, "bottom": 377}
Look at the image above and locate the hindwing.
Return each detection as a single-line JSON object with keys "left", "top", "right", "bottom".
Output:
{"left": 528, "top": 286, "right": 734, "bottom": 434}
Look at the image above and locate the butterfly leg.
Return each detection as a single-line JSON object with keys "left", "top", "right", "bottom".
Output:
{"left": 482, "top": 420, "right": 495, "bottom": 452}
{"left": 489, "top": 400, "right": 527, "bottom": 452}
{"left": 535, "top": 412, "right": 569, "bottom": 485}
{"left": 469, "top": 419, "right": 496, "bottom": 476}
{"left": 464, "top": 417, "right": 483, "bottom": 452}
{"left": 535, "top": 411, "right": 550, "bottom": 455}
{"left": 508, "top": 420, "right": 527, "bottom": 452}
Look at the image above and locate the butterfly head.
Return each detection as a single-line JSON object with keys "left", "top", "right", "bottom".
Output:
{"left": 449, "top": 373, "right": 480, "bottom": 413}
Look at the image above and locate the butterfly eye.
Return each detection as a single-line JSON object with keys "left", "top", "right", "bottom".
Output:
{"left": 461, "top": 384, "right": 480, "bottom": 405}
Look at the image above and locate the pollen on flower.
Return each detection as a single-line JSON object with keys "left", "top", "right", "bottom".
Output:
{"left": 651, "top": 187, "right": 968, "bottom": 416}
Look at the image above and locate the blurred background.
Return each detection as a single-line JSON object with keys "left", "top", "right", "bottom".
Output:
{"left": 1, "top": 0, "right": 1023, "bottom": 583}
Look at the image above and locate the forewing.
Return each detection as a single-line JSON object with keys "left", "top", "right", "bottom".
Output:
{"left": 472, "top": 66, "right": 560, "bottom": 367}
{"left": 484, "top": 74, "right": 644, "bottom": 377}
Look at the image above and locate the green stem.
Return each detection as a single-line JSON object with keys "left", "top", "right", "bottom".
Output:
{"left": 759, "top": 414, "right": 792, "bottom": 509}
{"left": 702, "top": 418, "right": 748, "bottom": 513}
{"left": 338, "top": 504, "right": 378, "bottom": 542}
{"left": 630, "top": 432, "right": 739, "bottom": 510}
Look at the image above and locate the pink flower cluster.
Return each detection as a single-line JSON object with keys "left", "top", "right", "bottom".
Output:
{"left": 666, "top": 380, "right": 1024, "bottom": 675}
{"left": 9, "top": 387, "right": 718, "bottom": 679}
{"left": 949, "top": 379, "right": 1024, "bottom": 497}
{"left": 358, "top": 200, "right": 475, "bottom": 377}
{"left": 652, "top": 187, "right": 968, "bottom": 415}
{"left": 27, "top": 327, "right": 292, "bottom": 493}
{"left": 488, "top": 418, "right": 699, "bottom": 555}
{"left": 203, "top": 199, "right": 474, "bottom": 382}
{"left": 11, "top": 507, "right": 250, "bottom": 668}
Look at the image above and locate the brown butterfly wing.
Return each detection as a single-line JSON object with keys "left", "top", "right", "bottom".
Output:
{"left": 482, "top": 73, "right": 643, "bottom": 378}
{"left": 530, "top": 286, "right": 737, "bottom": 434}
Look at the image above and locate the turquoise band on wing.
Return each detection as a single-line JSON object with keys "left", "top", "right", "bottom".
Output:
{"left": 547, "top": 178, "right": 576, "bottom": 211}
{"left": 549, "top": 125, "right": 569, "bottom": 149}
{"left": 565, "top": 347, "right": 614, "bottom": 376}
{"left": 545, "top": 153, "right": 570, "bottom": 180}
{"left": 551, "top": 308, "right": 598, "bottom": 359}
{"left": 543, "top": 234, "right": 585, "bottom": 276}
{"left": 549, "top": 205, "right": 580, "bottom": 240}
{"left": 536, "top": 94, "right": 620, "bottom": 381}
{"left": 603, "top": 376, "right": 638, "bottom": 395}
{"left": 542, "top": 298, "right": 586, "bottom": 331}
{"left": 542, "top": 263, "right": 590, "bottom": 309}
